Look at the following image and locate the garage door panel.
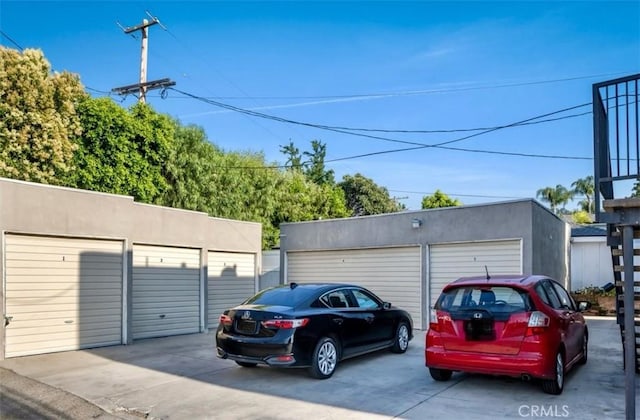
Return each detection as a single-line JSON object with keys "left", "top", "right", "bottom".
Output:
{"left": 6, "top": 267, "right": 122, "bottom": 277}
{"left": 7, "top": 328, "right": 122, "bottom": 347}
{"left": 132, "top": 245, "right": 201, "bottom": 340}
{"left": 5, "top": 234, "right": 124, "bottom": 358}
{"left": 9, "top": 319, "right": 122, "bottom": 334}
{"left": 288, "top": 247, "right": 423, "bottom": 329}
{"left": 429, "top": 240, "right": 522, "bottom": 308}
{"left": 207, "top": 251, "right": 256, "bottom": 328}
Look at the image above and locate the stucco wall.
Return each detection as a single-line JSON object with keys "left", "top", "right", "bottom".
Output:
{"left": 0, "top": 178, "right": 261, "bottom": 252}
{"left": 530, "top": 201, "right": 570, "bottom": 286}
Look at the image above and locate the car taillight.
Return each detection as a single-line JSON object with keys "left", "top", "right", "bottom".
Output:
{"left": 429, "top": 310, "right": 441, "bottom": 333}
{"left": 219, "top": 314, "right": 233, "bottom": 327}
{"left": 261, "top": 318, "right": 309, "bottom": 329}
{"left": 526, "top": 311, "right": 550, "bottom": 336}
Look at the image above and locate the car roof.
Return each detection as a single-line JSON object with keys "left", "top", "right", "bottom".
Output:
{"left": 445, "top": 274, "right": 549, "bottom": 289}
{"left": 283, "top": 282, "right": 360, "bottom": 292}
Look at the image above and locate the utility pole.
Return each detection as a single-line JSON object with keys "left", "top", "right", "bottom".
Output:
{"left": 112, "top": 12, "right": 175, "bottom": 103}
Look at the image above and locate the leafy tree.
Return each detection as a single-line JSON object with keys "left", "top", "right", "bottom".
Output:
{"left": 572, "top": 210, "right": 592, "bottom": 224}
{"left": 632, "top": 179, "right": 640, "bottom": 197}
{"left": 0, "top": 47, "right": 86, "bottom": 184}
{"left": 536, "top": 184, "right": 573, "bottom": 214}
{"left": 338, "top": 173, "right": 405, "bottom": 216}
{"left": 280, "top": 141, "right": 303, "bottom": 171}
{"left": 571, "top": 176, "right": 594, "bottom": 213}
{"left": 161, "top": 123, "right": 222, "bottom": 211}
{"left": 303, "top": 140, "right": 335, "bottom": 185}
{"left": 421, "top": 189, "right": 462, "bottom": 209}
{"left": 71, "top": 97, "right": 175, "bottom": 203}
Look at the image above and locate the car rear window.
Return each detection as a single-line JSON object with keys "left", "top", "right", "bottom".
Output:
{"left": 436, "top": 286, "right": 531, "bottom": 314}
{"left": 243, "top": 285, "right": 318, "bottom": 306}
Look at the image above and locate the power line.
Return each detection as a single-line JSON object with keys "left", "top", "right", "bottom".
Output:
{"left": 0, "top": 30, "right": 24, "bottom": 51}
{"left": 170, "top": 87, "right": 592, "bottom": 161}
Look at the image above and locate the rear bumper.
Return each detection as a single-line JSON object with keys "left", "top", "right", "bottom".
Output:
{"left": 216, "top": 347, "right": 299, "bottom": 366}
{"left": 425, "top": 346, "right": 553, "bottom": 379}
{"left": 215, "top": 328, "right": 310, "bottom": 367}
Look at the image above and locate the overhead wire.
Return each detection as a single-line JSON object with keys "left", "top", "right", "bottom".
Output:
{"left": 170, "top": 87, "right": 593, "bottom": 161}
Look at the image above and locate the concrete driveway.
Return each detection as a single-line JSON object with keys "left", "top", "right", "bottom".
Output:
{"left": 0, "top": 317, "right": 637, "bottom": 419}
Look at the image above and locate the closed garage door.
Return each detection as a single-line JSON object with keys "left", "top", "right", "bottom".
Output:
{"left": 132, "top": 245, "right": 200, "bottom": 339}
{"left": 429, "top": 240, "right": 522, "bottom": 308}
{"left": 4, "top": 234, "right": 123, "bottom": 358}
{"left": 207, "top": 251, "right": 256, "bottom": 328}
{"left": 287, "top": 247, "right": 423, "bottom": 329}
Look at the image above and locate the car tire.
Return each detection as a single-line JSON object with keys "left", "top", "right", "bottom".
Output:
{"left": 309, "top": 337, "right": 338, "bottom": 379}
{"left": 391, "top": 321, "right": 410, "bottom": 353}
{"left": 577, "top": 333, "right": 588, "bottom": 365}
{"left": 429, "top": 368, "right": 452, "bottom": 381}
{"left": 541, "top": 351, "right": 564, "bottom": 395}
{"left": 235, "top": 361, "right": 258, "bottom": 368}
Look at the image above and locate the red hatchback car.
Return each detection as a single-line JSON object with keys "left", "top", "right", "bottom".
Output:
{"left": 426, "top": 275, "right": 589, "bottom": 394}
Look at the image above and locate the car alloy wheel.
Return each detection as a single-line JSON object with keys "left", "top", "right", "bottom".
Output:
{"left": 309, "top": 337, "right": 338, "bottom": 379}
{"left": 391, "top": 322, "right": 410, "bottom": 353}
{"left": 542, "top": 352, "right": 564, "bottom": 395}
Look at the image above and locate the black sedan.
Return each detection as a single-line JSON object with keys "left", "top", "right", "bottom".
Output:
{"left": 215, "top": 282, "right": 413, "bottom": 379}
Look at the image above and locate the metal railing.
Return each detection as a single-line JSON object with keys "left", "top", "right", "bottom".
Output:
{"left": 593, "top": 74, "right": 640, "bottom": 222}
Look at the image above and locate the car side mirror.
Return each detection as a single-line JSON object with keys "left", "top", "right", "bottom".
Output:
{"left": 382, "top": 302, "right": 392, "bottom": 310}
{"left": 577, "top": 301, "right": 592, "bottom": 312}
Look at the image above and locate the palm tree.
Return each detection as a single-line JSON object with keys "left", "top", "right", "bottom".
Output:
{"left": 537, "top": 184, "right": 573, "bottom": 214}
{"left": 571, "top": 176, "right": 594, "bottom": 213}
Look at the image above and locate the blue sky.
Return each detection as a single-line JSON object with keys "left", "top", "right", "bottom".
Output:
{"left": 1, "top": 1, "right": 639, "bottom": 210}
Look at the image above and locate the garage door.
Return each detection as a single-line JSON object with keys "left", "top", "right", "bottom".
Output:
{"left": 287, "top": 247, "right": 423, "bottom": 329}
{"left": 4, "top": 234, "right": 123, "bottom": 358}
{"left": 132, "top": 245, "right": 201, "bottom": 339}
{"left": 429, "top": 240, "right": 522, "bottom": 308}
{"left": 207, "top": 251, "right": 256, "bottom": 328}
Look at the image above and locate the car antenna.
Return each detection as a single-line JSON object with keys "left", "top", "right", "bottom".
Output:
{"left": 485, "top": 265, "right": 491, "bottom": 281}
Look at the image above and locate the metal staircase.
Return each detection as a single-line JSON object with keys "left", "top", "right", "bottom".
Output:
{"left": 593, "top": 73, "right": 640, "bottom": 420}
{"left": 606, "top": 221, "right": 640, "bottom": 374}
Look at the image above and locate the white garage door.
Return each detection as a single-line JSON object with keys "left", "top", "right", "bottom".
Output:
{"left": 132, "top": 245, "right": 201, "bottom": 339}
{"left": 287, "top": 247, "right": 423, "bottom": 329}
{"left": 4, "top": 234, "right": 123, "bottom": 358}
{"left": 429, "top": 240, "right": 522, "bottom": 308}
{"left": 207, "top": 251, "right": 256, "bottom": 328}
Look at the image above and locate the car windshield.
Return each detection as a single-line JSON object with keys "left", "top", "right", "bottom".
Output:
{"left": 243, "top": 285, "right": 318, "bottom": 306}
{"left": 436, "top": 285, "right": 531, "bottom": 313}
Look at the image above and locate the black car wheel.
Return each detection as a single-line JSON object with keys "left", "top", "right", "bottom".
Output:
{"left": 391, "top": 321, "right": 410, "bottom": 353}
{"left": 309, "top": 337, "right": 338, "bottom": 379}
{"left": 235, "top": 361, "right": 258, "bottom": 368}
{"left": 578, "top": 333, "right": 588, "bottom": 365}
{"left": 542, "top": 351, "right": 564, "bottom": 395}
{"left": 429, "top": 368, "right": 452, "bottom": 381}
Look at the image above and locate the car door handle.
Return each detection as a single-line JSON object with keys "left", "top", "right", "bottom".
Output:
{"left": 365, "top": 316, "right": 375, "bottom": 324}
{"left": 332, "top": 318, "right": 343, "bottom": 325}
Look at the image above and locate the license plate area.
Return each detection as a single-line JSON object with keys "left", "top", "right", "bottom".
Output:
{"left": 464, "top": 315, "right": 495, "bottom": 341}
{"left": 235, "top": 319, "right": 258, "bottom": 335}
